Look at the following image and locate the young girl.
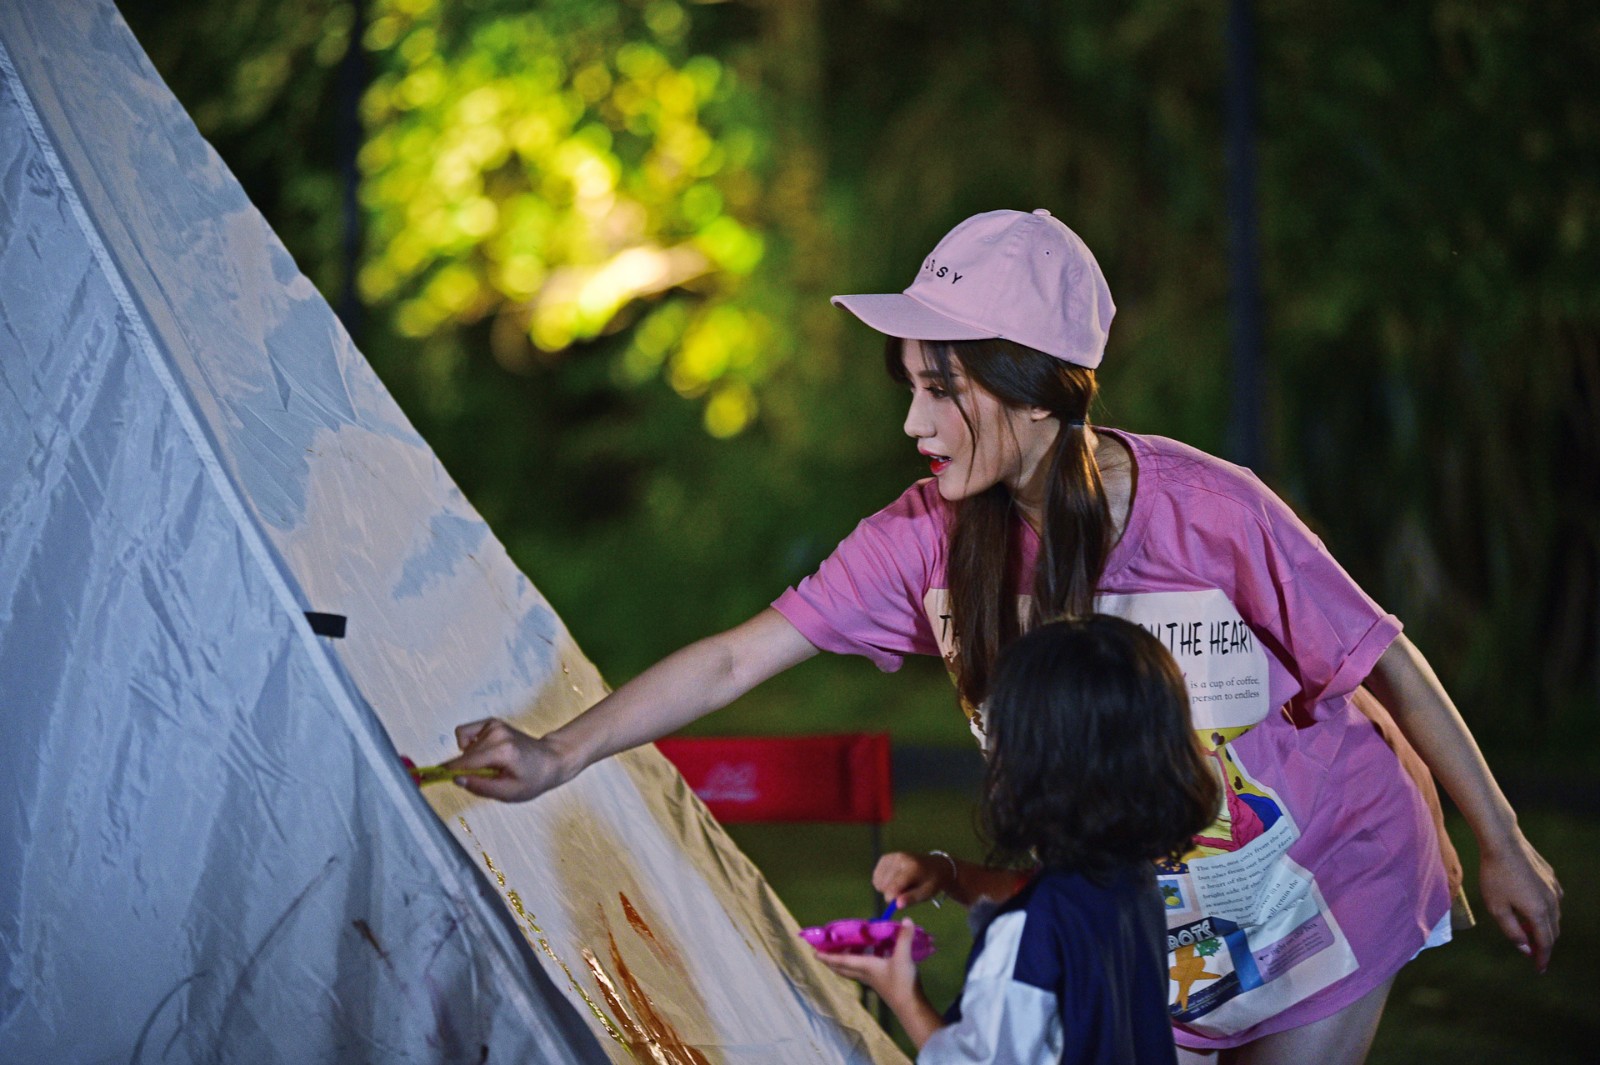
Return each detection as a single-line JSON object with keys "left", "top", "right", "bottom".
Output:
{"left": 447, "top": 209, "right": 1561, "bottom": 1061}
{"left": 814, "top": 615, "right": 1220, "bottom": 1064}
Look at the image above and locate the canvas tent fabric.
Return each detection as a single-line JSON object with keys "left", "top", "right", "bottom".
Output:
{"left": 0, "top": 3, "right": 906, "bottom": 1062}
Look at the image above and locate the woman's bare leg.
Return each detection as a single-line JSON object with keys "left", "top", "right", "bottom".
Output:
{"left": 1173, "top": 976, "right": 1395, "bottom": 1065}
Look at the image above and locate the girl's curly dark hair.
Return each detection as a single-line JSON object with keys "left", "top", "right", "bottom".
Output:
{"left": 981, "top": 615, "right": 1221, "bottom": 878}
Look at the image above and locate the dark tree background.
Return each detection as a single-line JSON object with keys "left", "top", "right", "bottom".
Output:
{"left": 120, "top": 0, "right": 1599, "bottom": 766}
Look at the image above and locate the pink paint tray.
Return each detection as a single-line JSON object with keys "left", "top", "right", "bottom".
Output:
{"left": 798, "top": 918, "right": 935, "bottom": 962}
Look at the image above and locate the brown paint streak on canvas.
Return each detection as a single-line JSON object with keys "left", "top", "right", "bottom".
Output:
{"left": 582, "top": 927, "right": 711, "bottom": 1065}
{"left": 454, "top": 817, "right": 713, "bottom": 1062}
{"left": 610, "top": 928, "right": 711, "bottom": 1065}
{"left": 618, "top": 892, "right": 677, "bottom": 970}
{"left": 455, "top": 816, "right": 625, "bottom": 1047}
{"left": 580, "top": 947, "right": 658, "bottom": 1063}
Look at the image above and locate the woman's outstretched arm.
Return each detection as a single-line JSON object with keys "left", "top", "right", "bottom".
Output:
{"left": 444, "top": 607, "right": 819, "bottom": 802}
{"left": 1367, "top": 633, "right": 1563, "bottom": 971}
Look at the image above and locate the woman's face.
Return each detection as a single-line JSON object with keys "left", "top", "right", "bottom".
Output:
{"left": 900, "top": 341, "right": 1057, "bottom": 507}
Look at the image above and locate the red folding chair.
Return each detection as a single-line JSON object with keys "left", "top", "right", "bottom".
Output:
{"left": 654, "top": 731, "right": 893, "bottom": 834}
{"left": 655, "top": 732, "right": 895, "bottom": 1019}
{"left": 654, "top": 732, "right": 893, "bottom": 869}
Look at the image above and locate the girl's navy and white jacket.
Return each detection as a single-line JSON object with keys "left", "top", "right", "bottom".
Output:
{"left": 920, "top": 866, "right": 1176, "bottom": 1065}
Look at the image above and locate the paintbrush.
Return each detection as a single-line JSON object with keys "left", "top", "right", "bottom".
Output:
{"left": 401, "top": 756, "right": 499, "bottom": 786}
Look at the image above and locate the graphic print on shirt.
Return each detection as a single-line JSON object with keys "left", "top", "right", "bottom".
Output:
{"left": 922, "top": 588, "right": 1034, "bottom": 748}
{"left": 1190, "top": 730, "right": 1279, "bottom": 854}
{"left": 923, "top": 585, "right": 1359, "bottom": 1038}
{"left": 1097, "top": 590, "right": 1357, "bottom": 1036}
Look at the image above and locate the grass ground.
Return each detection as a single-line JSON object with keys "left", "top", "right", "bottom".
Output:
{"left": 726, "top": 798, "right": 1597, "bottom": 1062}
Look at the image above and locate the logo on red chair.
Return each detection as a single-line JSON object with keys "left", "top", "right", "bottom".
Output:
{"left": 696, "top": 762, "right": 760, "bottom": 803}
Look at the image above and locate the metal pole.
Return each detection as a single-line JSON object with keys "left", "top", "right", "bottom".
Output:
{"left": 1225, "top": 0, "right": 1265, "bottom": 473}
{"left": 336, "top": 0, "right": 369, "bottom": 339}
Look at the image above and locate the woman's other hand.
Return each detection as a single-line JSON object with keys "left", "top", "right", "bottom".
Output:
{"left": 1479, "top": 829, "right": 1563, "bottom": 972}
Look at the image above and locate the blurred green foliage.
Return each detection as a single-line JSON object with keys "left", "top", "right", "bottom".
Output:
{"left": 122, "top": 0, "right": 1599, "bottom": 766}
{"left": 1260, "top": 2, "right": 1600, "bottom": 756}
{"left": 358, "top": 0, "right": 773, "bottom": 440}
{"left": 119, "top": 0, "right": 356, "bottom": 296}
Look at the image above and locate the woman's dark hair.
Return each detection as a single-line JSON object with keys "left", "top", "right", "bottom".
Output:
{"left": 886, "top": 336, "right": 1114, "bottom": 708}
{"left": 980, "top": 615, "right": 1221, "bottom": 876}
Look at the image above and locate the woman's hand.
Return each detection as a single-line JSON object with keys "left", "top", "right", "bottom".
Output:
{"left": 443, "top": 717, "right": 570, "bottom": 803}
{"left": 1368, "top": 637, "right": 1564, "bottom": 973}
{"left": 873, "top": 851, "right": 956, "bottom": 910}
{"left": 1479, "top": 829, "right": 1563, "bottom": 972}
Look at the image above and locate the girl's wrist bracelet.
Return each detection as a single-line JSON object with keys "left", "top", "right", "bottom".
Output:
{"left": 929, "top": 849, "right": 959, "bottom": 905}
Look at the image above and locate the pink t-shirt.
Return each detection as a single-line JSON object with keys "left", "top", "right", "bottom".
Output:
{"left": 773, "top": 430, "right": 1449, "bottom": 1048}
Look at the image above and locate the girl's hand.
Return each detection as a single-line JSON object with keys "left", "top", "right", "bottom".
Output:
{"left": 1479, "top": 830, "right": 1563, "bottom": 972}
{"left": 873, "top": 852, "right": 955, "bottom": 910}
{"left": 443, "top": 717, "right": 567, "bottom": 803}
{"left": 814, "top": 921, "right": 923, "bottom": 1009}
{"left": 814, "top": 922, "right": 944, "bottom": 1048}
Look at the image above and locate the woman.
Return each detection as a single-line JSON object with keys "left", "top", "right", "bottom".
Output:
{"left": 447, "top": 209, "right": 1560, "bottom": 1062}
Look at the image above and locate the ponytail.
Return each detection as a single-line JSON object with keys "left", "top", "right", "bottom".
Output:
{"left": 946, "top": 484, "right": 1020, "bottom": 710}
{"left": 1033, "top": 419, "right": 1112, "bottom": 625}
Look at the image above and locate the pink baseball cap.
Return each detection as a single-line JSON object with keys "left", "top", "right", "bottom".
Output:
{"left": 831, "top": 209, "right": 1115, "bottom": 368}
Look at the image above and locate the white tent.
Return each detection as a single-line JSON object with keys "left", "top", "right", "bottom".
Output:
{"left": 0, "top": 3, "right": 903, "bottom": 1061}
